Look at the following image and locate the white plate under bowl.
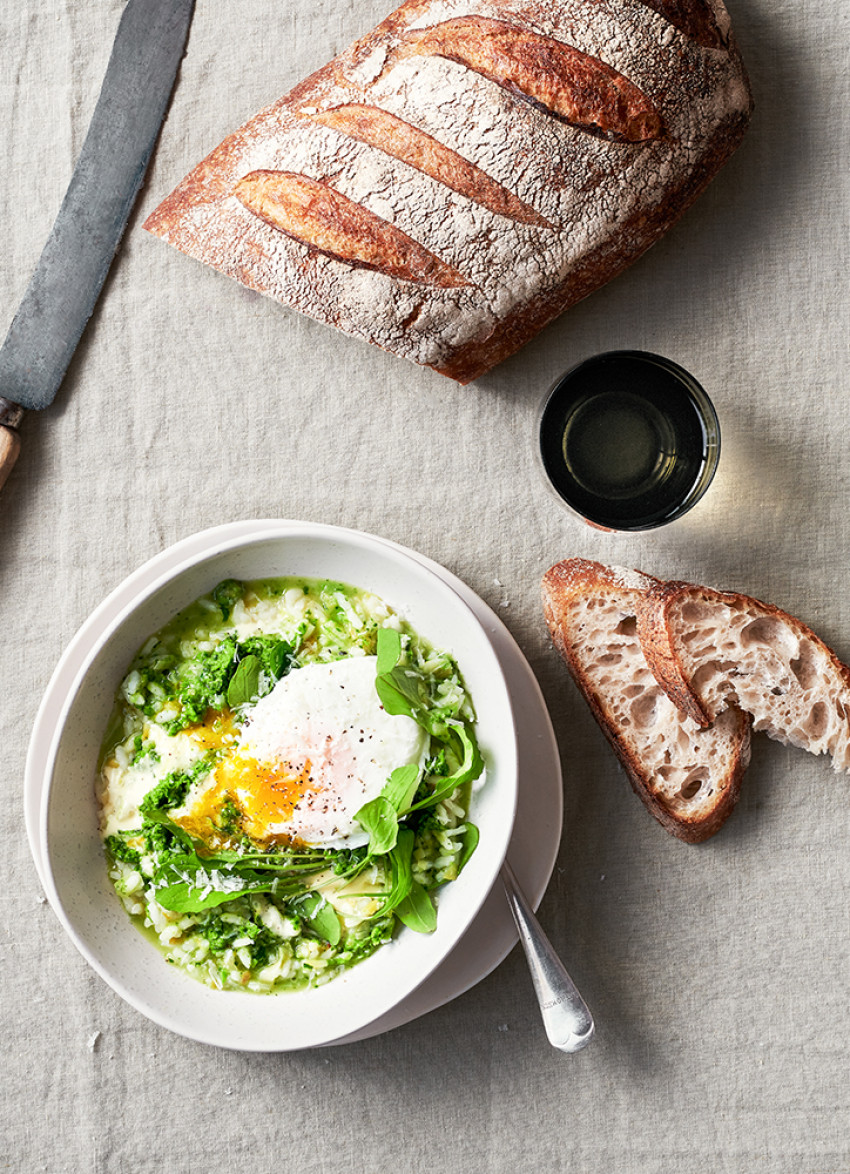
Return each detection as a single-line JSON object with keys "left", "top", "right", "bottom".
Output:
{"left": 33, "top": 522, "right": 523, "bottom": 1051}
{"left": 25, "top": 521, "right": 564, "bottom": 1049}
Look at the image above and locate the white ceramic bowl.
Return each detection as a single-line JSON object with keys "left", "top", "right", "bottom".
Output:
{"left": 36, "top": 522, "right": 519, "bottom": 1050}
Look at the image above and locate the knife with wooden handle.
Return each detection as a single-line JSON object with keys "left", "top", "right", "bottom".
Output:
{"left": 0, "top": 0, "right": 195, "bottom": 494}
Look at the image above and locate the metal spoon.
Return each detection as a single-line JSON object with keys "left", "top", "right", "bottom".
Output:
{"left": 501, "top": 859, "right": 595, "bottom": 1053}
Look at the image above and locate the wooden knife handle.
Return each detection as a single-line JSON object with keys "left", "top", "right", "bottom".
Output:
{"left": 0, "top": 420, "right": 22, "bottom": 493}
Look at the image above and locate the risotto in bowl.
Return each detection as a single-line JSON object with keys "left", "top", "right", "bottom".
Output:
{"left": 36, "top": 523, "right": 518, "bottom": 1049}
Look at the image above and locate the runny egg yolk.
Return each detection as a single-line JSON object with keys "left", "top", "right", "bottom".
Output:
{"left": 187, "top": 710, "right": 239, "bottom": 752}
{"left": 173, "top": 751, "right": 318, "bottom": 846}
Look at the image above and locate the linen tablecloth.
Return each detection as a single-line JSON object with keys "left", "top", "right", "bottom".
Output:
{"left": 2, "top": 1, "right": 848, "bottom": 1170}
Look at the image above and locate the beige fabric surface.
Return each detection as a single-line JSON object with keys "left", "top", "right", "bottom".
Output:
{"left": 1, "top": 1, "right": 848, "bottom": 1170}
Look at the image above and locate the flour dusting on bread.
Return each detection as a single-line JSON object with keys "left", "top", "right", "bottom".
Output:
{"left": 144, "top": 0, "right": 752, "bottom": 382}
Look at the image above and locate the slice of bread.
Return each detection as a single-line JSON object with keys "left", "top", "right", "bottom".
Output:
{"left": 542, "top": 559, "right": 751, "bottom": 843}
{"left": 636, "top": 580, "right": 850, "bottom": 771}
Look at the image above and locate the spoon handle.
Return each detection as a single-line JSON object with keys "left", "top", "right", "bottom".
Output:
{"left": 501, "top": 860, "right": 595, "bottom": 1053}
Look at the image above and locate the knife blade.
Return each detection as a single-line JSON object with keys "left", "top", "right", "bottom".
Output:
{"left": 0, "top": 0, "right": 195, "bottom": 493}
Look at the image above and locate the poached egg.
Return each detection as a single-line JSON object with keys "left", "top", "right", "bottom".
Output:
{"left": 175, "top": 654, "right": 427, "bottom": 849}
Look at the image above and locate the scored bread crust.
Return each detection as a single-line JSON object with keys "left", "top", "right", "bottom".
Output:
{"left": 542, "top": 559, "right": 751, "bottom": 842}
{"left": 144, "top": 0, "right": 753, "bottom": 383}
{"left": 636, "top": 581, "right": 850, "bottom": 771}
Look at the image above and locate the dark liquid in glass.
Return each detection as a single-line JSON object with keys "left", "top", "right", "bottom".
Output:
{"left": 539, "top": 352, "right": 719, "bottom": 531}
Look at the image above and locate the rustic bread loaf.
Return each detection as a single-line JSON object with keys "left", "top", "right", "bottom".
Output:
{"left": 542, "top": 559, "right": 751, "bottom": 842}
{"left": 144, "top": 0, "right": 753, "bottom": 383}
{"left": 636, "top": 580, "right": 850, "bottom": 770}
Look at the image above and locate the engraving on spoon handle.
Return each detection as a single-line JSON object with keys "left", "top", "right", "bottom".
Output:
{"left": 502, "top": 860, "right": 594, "bottom": 1052}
